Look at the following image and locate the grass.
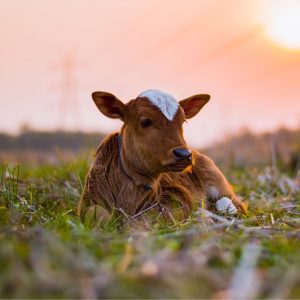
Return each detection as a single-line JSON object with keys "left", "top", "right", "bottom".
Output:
{"left": 0, "top": 157, "right": 300, "bottom": 299}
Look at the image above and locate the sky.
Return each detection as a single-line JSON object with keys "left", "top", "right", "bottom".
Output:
{"left": 1, "top": 0, "right": 300, "bottom": 147}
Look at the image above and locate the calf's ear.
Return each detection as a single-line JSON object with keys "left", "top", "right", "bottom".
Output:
{"left": 92, "top": 91, "right": 126, "bottom": 120}
{"left": 180, "top": 94, "right": 210, "bottom": 119}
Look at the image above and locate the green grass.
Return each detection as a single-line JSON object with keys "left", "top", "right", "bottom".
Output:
{"left": 0, "top": 158, "right": 300, "bottom": 299}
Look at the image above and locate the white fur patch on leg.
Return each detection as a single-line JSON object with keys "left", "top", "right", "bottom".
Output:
{"left": 138, "top": 89, "right": 179, "bottom": 121}
{"left": 215, "top": 197, "right": 237, "bottom": 215}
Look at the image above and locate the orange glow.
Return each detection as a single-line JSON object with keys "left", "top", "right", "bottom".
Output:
{"left": 262, "top": 0, "right": 300, "bottom": 49}
{"left": 0, "top": 0, "right": 299, "bottom": 147}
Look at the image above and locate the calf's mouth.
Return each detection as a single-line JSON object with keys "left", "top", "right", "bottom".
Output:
{"left": 160, "top": 147, "right": 193, "bottom": 172}
{"left": 166, "top": 160, "right": 193, "bottom": 172}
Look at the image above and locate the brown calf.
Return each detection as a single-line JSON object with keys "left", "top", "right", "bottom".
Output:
{"left": 78, "top": 89, "right": 247, "bottom": 221}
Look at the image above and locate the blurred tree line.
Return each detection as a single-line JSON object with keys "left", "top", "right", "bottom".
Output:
{"left": 0, "top": 127, "right": 299, "bottom": 172}
{"left": 204, "top": 127, "right": 300, "bottom": 173}
{"left": 0, "top": 129, "right": 105, "bottom": 152}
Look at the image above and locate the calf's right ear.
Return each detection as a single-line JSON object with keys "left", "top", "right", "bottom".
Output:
{"left": 92, "top": 91, "right": 126, "bottom": 120}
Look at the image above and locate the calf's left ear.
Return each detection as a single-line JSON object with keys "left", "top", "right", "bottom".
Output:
{"left": 180, "top": 94, "right": 210, "bottom": 119}
{"left": 92, "top": 91, "right": 126, "bottom": 120}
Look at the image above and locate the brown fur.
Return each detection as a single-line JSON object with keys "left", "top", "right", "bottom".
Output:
{"left": 78, "top": 92, "right": 247, "bottom": 220}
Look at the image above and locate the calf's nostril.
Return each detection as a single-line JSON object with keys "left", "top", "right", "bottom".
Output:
{"left": 173, "top": 148, "right": 192, "bottom": 160}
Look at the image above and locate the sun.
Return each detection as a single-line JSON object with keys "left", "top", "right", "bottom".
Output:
{"left": 262, "top": 0, "right": 300, "bottom": 50}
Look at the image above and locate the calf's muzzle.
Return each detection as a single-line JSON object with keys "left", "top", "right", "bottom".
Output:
{"left": 173, "top": 148, "right": 192, "bottom": 161}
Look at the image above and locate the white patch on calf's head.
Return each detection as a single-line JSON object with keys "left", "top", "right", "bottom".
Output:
{"left": 138, "top": 89, "right": 179, "bottom": 121}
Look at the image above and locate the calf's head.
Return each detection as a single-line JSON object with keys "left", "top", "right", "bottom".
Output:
{"left": 92, "top": 89, "right": 210, "bottom": 176}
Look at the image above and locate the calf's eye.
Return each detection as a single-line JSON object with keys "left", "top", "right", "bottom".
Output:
{"left": 140, "top": 118, "right": 152, "bottom": 128}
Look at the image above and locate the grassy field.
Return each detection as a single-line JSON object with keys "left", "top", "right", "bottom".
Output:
{"left": 0, "top": 155, "right": 300, "bottom": 299}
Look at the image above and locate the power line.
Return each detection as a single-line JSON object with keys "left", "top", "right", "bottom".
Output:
{"left": 52, "top": 52, "right": 82, "bottom": 129}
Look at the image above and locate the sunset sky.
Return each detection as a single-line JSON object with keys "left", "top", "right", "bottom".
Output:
{"left": 1, "top": 0, "right": 300, "bottom": 147}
